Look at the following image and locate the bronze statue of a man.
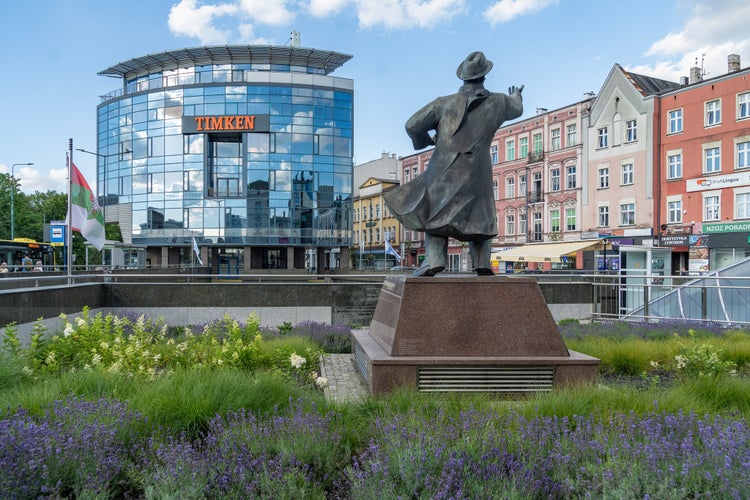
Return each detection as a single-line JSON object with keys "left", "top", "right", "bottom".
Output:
{"left": 384, "top": 51, "right": 524, "bottom": 276}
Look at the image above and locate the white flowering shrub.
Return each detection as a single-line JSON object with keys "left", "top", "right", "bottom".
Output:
{"left": 672, "top": 330, "right": 737, "bottom": 379}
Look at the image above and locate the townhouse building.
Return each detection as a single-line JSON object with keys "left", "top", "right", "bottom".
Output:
{"left": 658, "top": 54, "right": 750, "bottom": 273}
{"left": 352, "top": 177, "right": 401, "bottom": 269}
{"left": 492, "top": 99, "right": 593, "bottom": 269}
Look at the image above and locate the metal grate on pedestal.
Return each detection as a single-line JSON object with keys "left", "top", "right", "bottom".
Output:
{"left": 418, "top": 366, "right": 554, "bottom": 392}
{"left": 353, "top": 344, "right": 369, "bottom": 382}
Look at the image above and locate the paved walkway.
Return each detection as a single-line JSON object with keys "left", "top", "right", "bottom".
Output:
{"left": 319, "top": 353, "right": 368, "bottom": 403}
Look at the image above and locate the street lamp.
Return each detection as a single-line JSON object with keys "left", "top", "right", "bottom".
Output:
{"left": 10, "top": 162, "right": 33, "bottom": 240}
{"left": 76, "top": 148, "right": 106, "bottom": 220}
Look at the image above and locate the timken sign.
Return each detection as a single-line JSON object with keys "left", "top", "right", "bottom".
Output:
{"left": 182, "top": 114, "right": 270, "bottom": 134}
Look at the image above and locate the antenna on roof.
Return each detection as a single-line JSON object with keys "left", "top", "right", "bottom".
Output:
{"left": 290, "top": 30, "right": 301, "bottom": 48}
{"left": 583, "top": 91, "right": 595, "bottom": 97}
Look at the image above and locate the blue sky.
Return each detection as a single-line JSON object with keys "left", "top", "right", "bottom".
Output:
{"left": 1, "top": 0, "right": 749, "bottom": 194}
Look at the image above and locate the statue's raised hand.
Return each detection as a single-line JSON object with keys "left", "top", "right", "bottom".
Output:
{"left": 509, "top": 85, "right": 524, "bottom": 96}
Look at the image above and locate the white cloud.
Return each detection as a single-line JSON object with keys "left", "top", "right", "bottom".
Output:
{"left": 484, "top": 0, "right": 557, "bottom": 26}
{"left": 630, "top": 0, "right": 750, "bottom": 81}
{"left": 168, "top": 0, "right": 238, "bottom": 44}
{"left": 238, "top": 0, "right": 295, "bottom": 26}
{"left": 356, "top": 0, "right": 466, "bottom": 29}
{"left": 309, "top": 0, "right": 351, "bottom": 17}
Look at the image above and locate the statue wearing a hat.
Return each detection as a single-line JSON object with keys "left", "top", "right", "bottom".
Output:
{"left": 384, "top": 51, "right": 524, "bottom": 276}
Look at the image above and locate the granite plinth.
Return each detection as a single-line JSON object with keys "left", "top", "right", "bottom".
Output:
{"left": 352, "top": 275, "right": 600, "bottom": 395}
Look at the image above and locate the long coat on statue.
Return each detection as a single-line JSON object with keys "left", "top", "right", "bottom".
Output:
{"left": 384, "top": 84, "right": 523, "bottom": 242}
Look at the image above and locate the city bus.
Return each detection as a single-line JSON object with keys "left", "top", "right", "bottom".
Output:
{"left": 0, "top": 239, "right": 56, "bottom": 271}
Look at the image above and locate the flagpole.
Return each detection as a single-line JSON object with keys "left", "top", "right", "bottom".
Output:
{"left": 67, "top": 139, "right": 73, "bottom": 278}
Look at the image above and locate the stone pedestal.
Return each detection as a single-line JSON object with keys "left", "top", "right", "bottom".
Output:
{"left": 352, "top": 275, "right": 599, "bottom": 395}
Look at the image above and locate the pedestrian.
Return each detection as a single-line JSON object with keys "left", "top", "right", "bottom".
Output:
{"left": 21, "top": 253, "right": 33, "bottom": 272}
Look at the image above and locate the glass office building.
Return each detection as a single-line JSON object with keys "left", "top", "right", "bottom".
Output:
{"left": 95, "top": 45, "right": 354, "bottom": 271}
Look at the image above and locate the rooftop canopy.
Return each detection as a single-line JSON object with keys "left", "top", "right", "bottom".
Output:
{"left": 99, "top": 45, "right": 353, "bottom": 79}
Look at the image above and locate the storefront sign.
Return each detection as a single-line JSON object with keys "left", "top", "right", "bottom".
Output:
{"left": 182, "top": 114, "right": 270, "bottom": 134}
{"left": 686, "top": 171, "right": 750, "bottom": 192}
{"left": 702, "top": 221, "right": 750, "bottom": 233}
{"left": 658, "top": 234, "right": 689, "bottom": 246}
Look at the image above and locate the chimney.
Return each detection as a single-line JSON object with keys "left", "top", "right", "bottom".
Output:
{"left": 689, "top": 66, "right": 702, "bottom": 84}
{"left": 728, "top": 54, "right": 741, "bottom": 73}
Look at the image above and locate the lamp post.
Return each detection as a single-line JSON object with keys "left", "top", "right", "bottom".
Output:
{"left": 75, "top": 148, "right": 106, "bottom": 220}
{"left": 10, "top": 162, "right": 33, "bottom": 240}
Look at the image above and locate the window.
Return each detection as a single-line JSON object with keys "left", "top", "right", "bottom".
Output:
{"left": 620, "top": 203, "right": 635, "bottom": 225}
{"left": 668, "top": 200, "right": 682, "bottom": 223}
{"left": 565, "top": 208, "right": 576, "bottom": 231}
{"left": 551, "top": 129, "right": 561, "bottom": 150}
{"left": 737, "top": 141, "right": 750, "bottom": 169}
{"left": 704, "top": 195, "right": 720, "bottom": 221}
{"left": 667, "top": 153, "right": 682, "bottom": 179}
{"left": 598, "top": 206, "right": 609, "bottom": 227}
{"left": 518, "top": 175, "right": 527, "bottom": 196}
{"left": 566, "top": 165, "right": 577, "bottom": 189}
{"left": 668, "top": 109, "right": 683, "bottom": 134}
{"left": 519, "top": 137, "right": 528, "bottom": 158}
{"left": 737, "top": 192, "right": 750, "bottom": 219}
{"left": 550, "top": 210, "right": 560, "bottom": 233}
{"left": 505, "top": 177, "right": 515, "bottom": 198}
{"left": 598, "top": 166, "right": 609, "bottom": 189}
{"left": 532, "top": 133, "right": 543, "bottom": 153}
{"left": 493, "top": 179, "right": 499, "bottom": 200}
{"left": 621, "top": 163, "right": 634, "bottom": 185}
{"left": 532, "top": 212, "right": 543, "bottom": 241}
{"left": 598, "top": 127, "right": 608, "bottom": 148}
{"left": 506, "top": 140, "right": 515, "bottom": 161}
{"left": 626, "top": 120, "right": 637, "bottom": 142}
{"left": 705, "top": 147, "right": 721, "bottom": 173}
{"left": 550, "top": 168, "right": 560, "bottom": 191}
{"left": 505, "top": 214, "right": 515, "bottom": 236}
{"left": 519, "top": 213, "right": 527, "bottom": 235}
{"left": 706, "top": 99, "right": 721, "bottom": 126}
{"left": 404, "top": 168, "right": 410, "bottom": 183}
{"left": 566, "top": 124, "right": 577, "bottom": 146}
{"left": 491, "top": 144, "right": 498, "bottom": 164}
{"left": 739, "top": 92, "right": 750, "bottom": 119}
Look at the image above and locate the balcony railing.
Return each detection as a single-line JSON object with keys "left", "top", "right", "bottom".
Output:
{"left": 528, "top": 151, "right": 544, "bottom": 163}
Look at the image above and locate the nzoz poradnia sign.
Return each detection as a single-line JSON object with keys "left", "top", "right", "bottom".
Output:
{"left": 702, "top": 221, "right": 750, "bottom": 233}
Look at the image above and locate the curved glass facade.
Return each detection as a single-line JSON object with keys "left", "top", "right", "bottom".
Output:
{"left": 95, "top": 46, "right": 353, "bottom": 270}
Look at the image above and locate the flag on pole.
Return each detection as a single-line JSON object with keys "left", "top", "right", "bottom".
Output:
{"left": 69, "top": 162, "right": 105, "bottom": 251}
{"left": 192, "top": 236, "right": 204, "bottom": 266}
{"left": 385, "top": 238, "right": 402, "bottom": 262}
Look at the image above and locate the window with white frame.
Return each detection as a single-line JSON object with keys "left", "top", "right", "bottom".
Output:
{"left": 598, "top": 166, "right": 609, "bottom": 188}
{"left": 705, "top": 146, "right": 721, "bottom": 173}
{"left": 668, "top": 200, "right": 682, "bottom": 223}
{"left": 566, "top": 165, "right": 577, "bottom": 189}
{"left": 565, "top": 208, "right": 576, "bottom": 231}
{"left": 550, "top": 168, "right": 560, "bottom": 191}
{"left": 404, "top": 168, "right": 410, "bottom": 183}
{"left": 551, "top": 129, "right": 561, "bottom": 150}
{"left": 620, "top": 203, "right": 635, "bottom": 225}
{"left": 566, "top": 124, "right": 577, "bottom": 146}
{"left": 621, "top": 163, "right": 634, "bottom": 185}
{"left": 739, "top": 92, "right": 750, "bottom": 120}
{"left": 706, "top": 99, "right": 721, "bottom": 126}
{"left": 597, "top": 127, "right": 608, "bottom": 148}
{"left": 505, "top": 177, "right": 515, "bottom": 198}
{"left": 519, "top": 137, "right": 528, "bottom": 158}
{"left": 667, "top": 153, "right": 682, "bottom": 179}
{"left": 413, "top": 167, "right": 418, "bottom": 177}
{"left": 704, "top": 195, "right": 720, "bottom": 221}
{"left": 668, "top": 109, "right": 683, "bottom": 134}
{"left": 491, "top": 144, "right": 498, "bottom": 164}
{"left": 598, "top": 206, "right": 609, "bottom": 227}
{"left": 737, "top": 141, "right": 750, "bottom": 169}
{"left": 493, "top": 179, "right": 499, "bottom": 200}
{"left": 519, "top": 213, "right": 527, "bottom": 235}
{"left": 532, "top": 133, "right": 542, "bottom": 153}
{"left": 737, "top": 192, "right": 750, "bottom": 219}
{"left": 505, "top": 214, "right": 515, "bottom": 235}
{"left": 550, "top": 210, "right": 560, "bottom": 232}
{"left": 626, "top": 120, "right": 637, "bottom": 142}
{"left": 518, "top": 174, "right": 527, "bottom": 196}
{"left": 506, "top": 140, "right": 515, "bottom": 161}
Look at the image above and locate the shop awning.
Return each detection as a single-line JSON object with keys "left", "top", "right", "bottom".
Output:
{"left": 492, "top": 240, "right": 604, "bottom": 263}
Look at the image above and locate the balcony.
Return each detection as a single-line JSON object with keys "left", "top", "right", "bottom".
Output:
{"left": 528, "top": 151, "right": 544, "bottom": 164}
{"left": 527, "top": 191, "right": 544, "bottom": 203}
